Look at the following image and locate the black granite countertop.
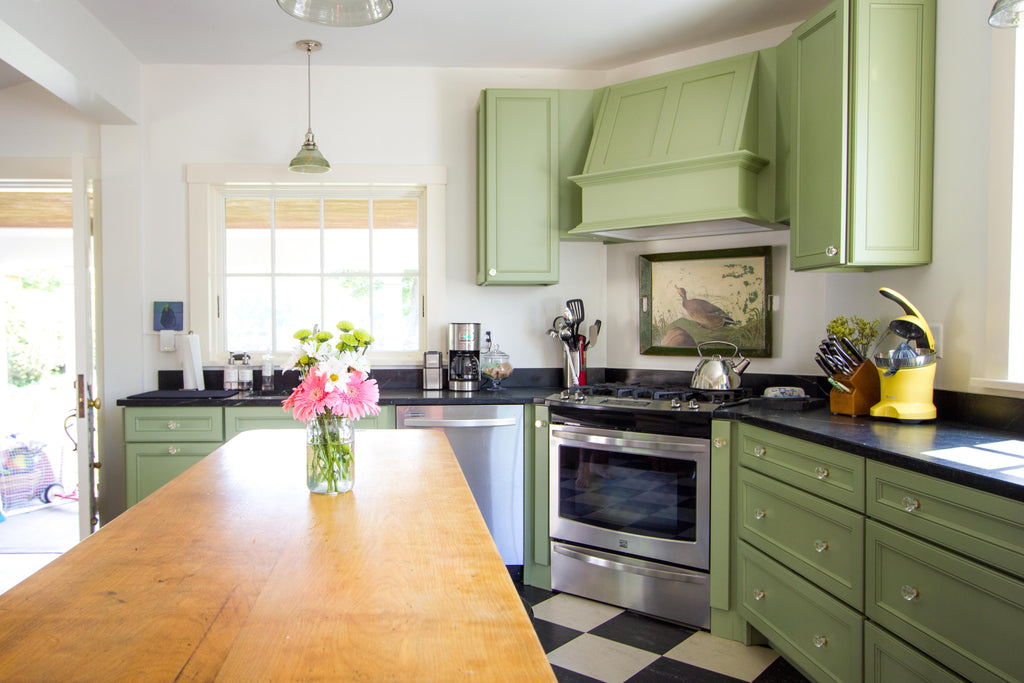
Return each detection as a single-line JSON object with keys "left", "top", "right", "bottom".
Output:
{"left": 116, "top": 386, "right": 558, "bottom": 408}
{"left": 718, "top": 404, "right": 1024, "bottom": 502}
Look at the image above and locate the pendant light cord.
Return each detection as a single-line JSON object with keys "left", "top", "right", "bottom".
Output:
{"left": 306, "top": 43, "right": 312, "bottom": 133}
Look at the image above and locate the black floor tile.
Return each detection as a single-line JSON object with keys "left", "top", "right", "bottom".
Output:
{"left": 551, "top": 664, "right": 604, "bottom": 683}
{"left": 751, "top": 656, "right": 810, "bottom": 683}
{"left": 589, "top": 610, "right": 697, "bottom": 655}
{"left": 518, "top": 583, "right": 558, "bottom": 607}
{"left": 533, "top": 618, "right": 584, "bottom": 653}
{"left": 626, "top": 657, "right": 745, "bottom": 683}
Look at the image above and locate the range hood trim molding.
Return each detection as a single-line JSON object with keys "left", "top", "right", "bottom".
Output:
{"left": 568, "top": 150, "right": 769, "bottom": 187}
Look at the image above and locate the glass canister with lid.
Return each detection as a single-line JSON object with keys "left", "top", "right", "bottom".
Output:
{"left": 481, "top": 331, "right": 513, "bottom": 390}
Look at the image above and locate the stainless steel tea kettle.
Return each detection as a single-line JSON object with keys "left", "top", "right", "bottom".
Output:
{"left": 690, "top": 341, "right": 750, "bottom": 390}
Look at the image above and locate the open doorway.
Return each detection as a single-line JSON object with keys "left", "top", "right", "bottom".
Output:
{"left": 0, "top": 182, "right": 85, "bottom": 592}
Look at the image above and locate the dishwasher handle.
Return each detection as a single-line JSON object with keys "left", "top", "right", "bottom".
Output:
{"left": 401, "top": 417, "right": 518, "bottom": 429}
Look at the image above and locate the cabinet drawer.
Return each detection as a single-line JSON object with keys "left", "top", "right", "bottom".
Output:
{"left": 865, "top": 520, "right": 1024, "bottom": 683}
{"left": 737, "top": 424, "right": 864, "bottom": 511}
{"left": 224, "top": 406, "right": 302, "bottom": 440}
{"left": 864, "top": 622, "right": 965, "bottom": 683}
{"left": 867, "top": 460, "right": 1024, "bottom": 579}
{"left": 124, "top": 407, "right": 224, "bottom": 442}
{"left": 738, "top": 467, "right": 864, "bottom": 610}
{"left": 738, "top": 541, "right": 863, "bottom": 683}
{"left": 125, "top": 442, "right": 221, "bottom": 505}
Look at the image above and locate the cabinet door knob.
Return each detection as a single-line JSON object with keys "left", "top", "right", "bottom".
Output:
{"left": 814, "top": 466, "right": 829, "bottom": 480}
{"left": 902, "top": 496, "right": 920, "bottom": 512}
{"left": 168, "top": 446, "right": 178, "bottom": 455}
{"left": 753, "top": 508, "right": 767, "bottom": 520}
{"left": 713, "top": 438, "right": 726, "bottom": 449}
{"left": 488, "top": 268, "right": 497, "bottom": 277}
{"left": 825, "top": 245, "right": 838, "bottom": 257}
{"left": 812, "top": 634, "right": 828, "bottom": 648}
{"left": 534, "top": 420, "right": 546, "bottom": 428}
{"left": 753, "top": 446, "right": 766, "bottom": 457}
{"left": 167, "top": 421, "right": 179, "bottom": 430}
{"left": 753, "top": 589, "right": 765, "bottom": 601}
{"left": 814, "top": 539, "right": 829, "bottom": 553}
{"left": 901, "top": 585, "right": 919, "bottom": 601}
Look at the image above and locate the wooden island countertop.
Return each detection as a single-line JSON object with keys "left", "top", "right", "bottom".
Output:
{"left": 0, "top": 429, "right": 554, "bottom": 681}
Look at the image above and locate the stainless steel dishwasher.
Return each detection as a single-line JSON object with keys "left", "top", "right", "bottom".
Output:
{"left": 396, "top": 404, "right": 523, "bottom": 566}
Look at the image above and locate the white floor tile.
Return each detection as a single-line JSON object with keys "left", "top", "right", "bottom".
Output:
{"left": 664, "top": 631, "right": 778, "bottom": 682}
{"left": 531, "top": 592, "right": 623, "bottom": 632}
{"left": 548, "top": 633, "right": 659, "bottom": 683}
{"left": 0, "top": 553, "right": 61, "bottom": 595}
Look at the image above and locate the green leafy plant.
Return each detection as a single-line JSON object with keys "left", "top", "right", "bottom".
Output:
{"left": 826, "top": 315, "right": 880, "bottom": 354}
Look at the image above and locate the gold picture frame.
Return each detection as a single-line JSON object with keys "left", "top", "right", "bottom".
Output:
{"left": 639, "top": 246, "right": 772, "bottom": 357}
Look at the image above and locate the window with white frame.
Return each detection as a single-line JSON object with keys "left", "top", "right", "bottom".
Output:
{"left": 187, "top": 165, "right": 446, "bottom": 366}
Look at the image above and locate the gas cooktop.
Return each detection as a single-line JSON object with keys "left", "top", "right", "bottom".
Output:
{"left": 545, "top": 383, "right": 751, "bottom": 415}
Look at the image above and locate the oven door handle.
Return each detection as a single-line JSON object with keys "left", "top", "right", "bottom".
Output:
{"left": 550, "top": 428, "right": 707, "bottom": 455}
{"left": 552, "top": 543, "right": 709, "bottom": 585}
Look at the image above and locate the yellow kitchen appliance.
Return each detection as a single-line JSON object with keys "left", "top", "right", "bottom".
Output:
{"left": 870, "top": 288, "right": 937, "bottom": 422}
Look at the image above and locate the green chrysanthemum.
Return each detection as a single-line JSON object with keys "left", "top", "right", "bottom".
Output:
{"left": 353, "top": 329, "right": 372, "bottom": 343}
{"left": 340, "top": 333, "right": 359, "bottom": 347}
{"left": 315, "top": 331, "right": 333, "bottom": 342}
{"left": 293, "top": 328, "right": 313, "bottom": 341}
{"left": 336, "top": 320, "right": 354, "bottom": 332}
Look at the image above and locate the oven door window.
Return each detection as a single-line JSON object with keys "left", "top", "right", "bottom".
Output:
{"left": 556, "top": 444, "right": 698, "bottom": 542}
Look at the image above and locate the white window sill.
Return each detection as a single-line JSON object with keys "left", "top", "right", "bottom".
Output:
{"left": 969, "top": 378, "right": 1024, "bottom": 398}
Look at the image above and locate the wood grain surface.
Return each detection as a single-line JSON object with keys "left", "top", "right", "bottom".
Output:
{"left": 0, "top": 429, "right": 554, "bottom": 681}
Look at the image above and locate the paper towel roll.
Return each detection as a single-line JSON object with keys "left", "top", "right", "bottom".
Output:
{"left": 182, "top": 333, "right": 205, "bottom": 390}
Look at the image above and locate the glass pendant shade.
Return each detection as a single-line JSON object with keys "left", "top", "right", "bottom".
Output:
{"left": 289, "top": 130, "right": 331, "bottom": 173}
{"left": 990, "top": 0, "right": 1024, "bottom": 27}
{"left": 276, "top": 0, "right": 393, "bottom": 27}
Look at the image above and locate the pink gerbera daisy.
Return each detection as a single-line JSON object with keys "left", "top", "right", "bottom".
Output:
{"left": 284, "top": 369, "right": 336, "bottom": 423}
{"left": 331, "top": 370, "right": 381, "bottom": 420}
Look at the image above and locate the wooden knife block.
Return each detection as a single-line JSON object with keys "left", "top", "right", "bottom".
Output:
{"left": 829, "top": 362, "right": 880, "bottom": 416}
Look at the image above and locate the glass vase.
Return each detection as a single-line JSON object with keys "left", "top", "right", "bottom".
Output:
{"left": 306, "top": 412, "right": 355, "bottom": 494}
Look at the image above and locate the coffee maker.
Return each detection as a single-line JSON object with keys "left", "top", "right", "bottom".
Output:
{"left": 447, "top": 323, "right": 481, "bottom": 392}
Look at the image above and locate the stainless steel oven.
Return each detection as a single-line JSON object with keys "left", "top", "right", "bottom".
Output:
{"left": 546, "top": 386, "right": 734, "bottom": 628}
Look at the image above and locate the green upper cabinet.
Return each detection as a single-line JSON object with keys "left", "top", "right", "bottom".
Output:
{"left": 790, "top": 0, "right": 935, "bottom": 271}
{"left": 476, "top": 89, "right": 596, "bottom": 286}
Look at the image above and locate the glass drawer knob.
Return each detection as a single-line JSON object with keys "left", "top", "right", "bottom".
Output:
{"left": 753, "top": 589, "right": 765, "bottom": 601}
{"left": 902, "top": 496, "right": 920, "bottom": 512}
{"left": 753, "top": 446, "right": 766, "bottom": 457}
{"left": 826, "top": 245, "right": 838, "bottom": 257}
{"left": 535, "top": 420, "right": 545, "bottom": 428}
{"left": 813, "top": 634, "right": 828, "bottom": 648}
{"left": 167, "top": 421, "right": 179, "bottom": 430}
{"left": 815, "top": 466, "right": 829, "bottom": 480}
{"left": 167, "top": 446, "right": 178, "bottom": 455}
{"left": 754, "top": 508, "right": 766, "bottom": 520}
{"left": 901, "top": 585, "right": 919, "bottom": 601}
{"left": 714, "top": 438, "right": 726, "bottom": 448}
{"left": 814, "top": 539, "right": 829, "bottom": 553}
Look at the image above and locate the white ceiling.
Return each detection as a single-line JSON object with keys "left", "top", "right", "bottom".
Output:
{"left": 66, "top": 0, "right": 828, "bottom": 70}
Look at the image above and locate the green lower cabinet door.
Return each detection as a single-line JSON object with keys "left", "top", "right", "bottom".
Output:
{"left": 738, "top": 541, "right": 863, "bottom": 683}
{"left": 865, "top": 520, "right": 1024, "bottom": 683}
{"left": 355, "top": 405, "right": 395, "bottom": 430}
{"left": 864, "top": 622, "right": 966, "bottom": 683}
{"left": 125, "top": 442, "right": 221, "bottom": 505}
{"left": 224, "top": 406, "right": 303, "bottom": 440}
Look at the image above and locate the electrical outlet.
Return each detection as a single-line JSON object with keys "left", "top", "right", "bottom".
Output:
{"left": 931, "top": 323, "right": 943, "bottom": 358}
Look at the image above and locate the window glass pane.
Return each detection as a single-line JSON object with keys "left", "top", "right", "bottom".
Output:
{"left": 371, "top": 275, "right": 419, "bottom": 351}
{"left": 226, "top": 276, "right": 271, "bottom": 351}
{"left": 323, "top": 276, "right": 371, "bottom": 331}
{"left": 372, "top": 199, "right": 419, "bottom": 273}
{"left": 225, "top": 198, "right": 271, "bottom": 273}
{"left": 275, "top": 276, "right": 322, "bottom": 349}
{"left": 324, "top": 199, "right": 369, "bottom": 273}
{"left": 276, "top": 198, "right": 321, "bottom": 273}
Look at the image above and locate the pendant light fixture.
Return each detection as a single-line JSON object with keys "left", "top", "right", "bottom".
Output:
{"left": 276, "top": 0, "right": 393, "bottom": 27}
{"left": 990, "top": 0, "right": 1024, "bottom": 27}
{"left": 289, "top": 40, "right": 330, "bottom": 174}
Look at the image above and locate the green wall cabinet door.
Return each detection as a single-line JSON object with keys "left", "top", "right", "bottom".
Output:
{"left": 477, "top": 89, "right": 596, "bottom": 285}
{"left": 790, "top": 0, "right": 935, "bottom": 271}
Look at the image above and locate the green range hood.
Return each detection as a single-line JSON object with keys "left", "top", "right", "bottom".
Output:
{"left": 568, "top": 50, "right": 784, "bottom": 241}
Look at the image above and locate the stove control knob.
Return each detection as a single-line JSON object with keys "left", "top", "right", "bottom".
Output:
{"left": 575, "top": 393, "right": 587, "bottom": 403}
{"left": 670, "top": 398, "right": 683, "bottom": 410}
{"left": 688, "top": 399, "right": 701, "bottom": 411}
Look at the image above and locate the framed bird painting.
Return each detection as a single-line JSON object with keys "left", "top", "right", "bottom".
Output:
{"left": 639, "top": 246, "right": 772, "bottom": 357}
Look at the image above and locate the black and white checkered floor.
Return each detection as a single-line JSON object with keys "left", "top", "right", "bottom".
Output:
{"left": 517, "top": 583, "right": 809, "bottom": 683}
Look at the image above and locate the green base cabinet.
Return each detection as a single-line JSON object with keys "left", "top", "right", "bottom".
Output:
{"left": 864, "top": 622, "right": 966, "bottom": 683}
{"left": 789, "top": 0, "right": 935, "bottom": 271}
{"left": 125, "top": 441, "right": 222, "bottom": 504}
{"left": 524, "top": 404, "right": 551, "bottom": 589}
{"left": 476, "top": 88, "right": 596, "bottom": 285}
